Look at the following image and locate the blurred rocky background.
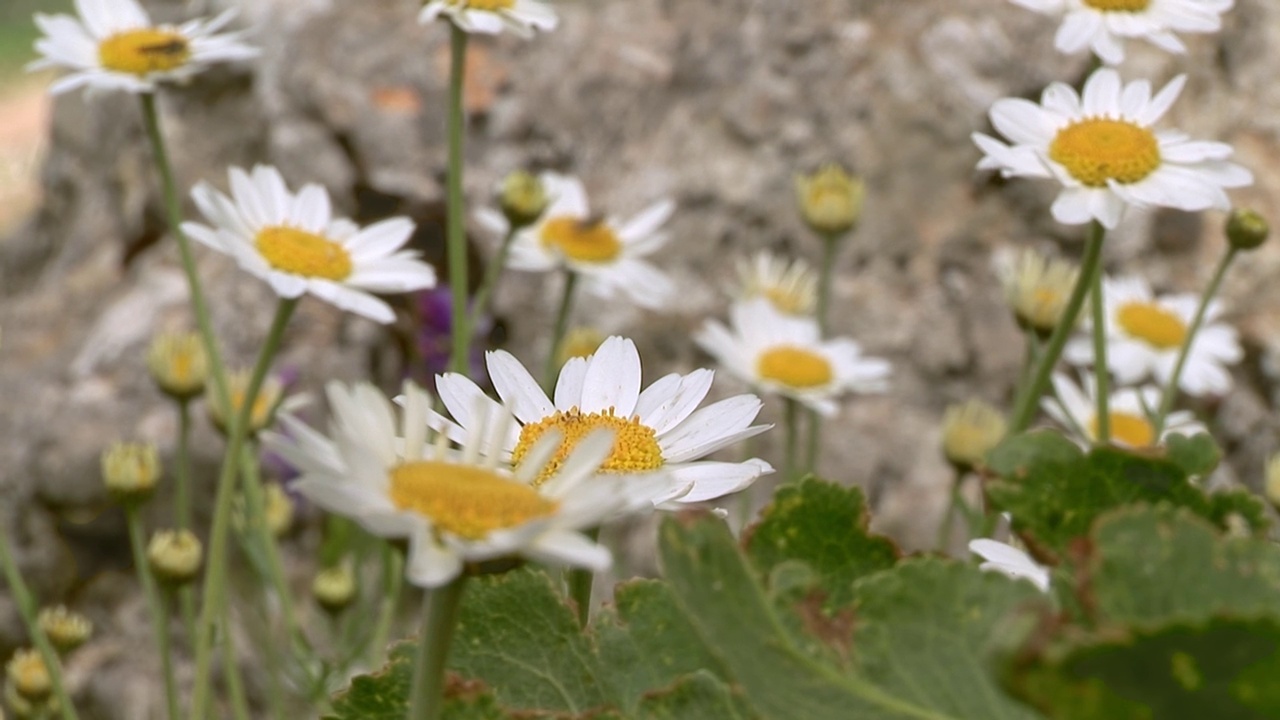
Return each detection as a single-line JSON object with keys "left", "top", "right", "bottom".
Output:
{"left": 2, "top": 0, "right": 1280, "bottom": 716}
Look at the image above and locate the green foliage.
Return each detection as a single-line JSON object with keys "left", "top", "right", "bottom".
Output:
{"left": 1163, "top": 433, "right": 1221, "bottom": 480}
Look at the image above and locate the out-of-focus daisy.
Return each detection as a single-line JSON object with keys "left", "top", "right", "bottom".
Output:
{"left": 183, "top": 165, "right": 437, "bottom": 325}
{"left": 994, "top": 248, "right": 1080, "bottom": 336}
{"left": 973, "top": 69, "right": 1252, "bottom": 229}
{"left": 1043, "top": 372, "right": 1203, "bottom": 448}
{"left": 428, "top": 336, "right": 772, "bottom": 508}
{"left": 30, "top": 0, "right": 258, "bottom": 95}
{"left": 1064, "top": 275, "right": 1241, "bottom": 396}
{"left": 479, "top": 172, "right": 676, "bottom": 310}
{"left": 731, "top": 251, "right": 817, "bottom": 317}
{"left": 969, "top": 538, "right": 1050, "bottom": 592}
{"left": 1007, "top": 0, "right": 1234, "bottom": 66}
{"left": 695, "top": 298, "right": 891, "bottom": 416}
{"left": 264, "top": 381, "right": 647, "bottom": 588}
{"left": 418, "top": 0, "right": 557, "bottom": 38}
{"left": 941, "top": 399, "right": 1007, "bottom": 472}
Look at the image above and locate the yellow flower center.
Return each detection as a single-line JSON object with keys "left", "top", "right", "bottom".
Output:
{"left": 757, "top": 346, "right": 834, "bottom": 389}
{"left": 1048, "top": 119, "right": 1161, "bottom": 188}
{"left": 511, "top": 408, "right": 665, "bottom": 485}
{"left": 1082, "top": 0, "right": 1150, "bottom": 11}
{"left": 1116, "top": 301, "right": 1187, "bottom": 350}
{"left": 255, "top": 226, "right": 354, "bottom": 281}
{"left": 457, "top": 0, "right": 516, "bottom": 9}
{"left": 98, "top": 29, "right": 192, "bottom": 75}
{"left": 388, "top": 461, "right": 558, "bottom": 539}
{"left": 540, "top": 216, "right": 622, "bottom": 263}
{"left": 1090, "top": 411, "right": 1155, "bottom": 448}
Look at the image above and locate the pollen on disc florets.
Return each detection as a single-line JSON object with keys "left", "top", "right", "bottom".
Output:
{"left": 1082, "top": 0, "right": 1150, "bottom": 11}
{"left": 1048, "top": 118, "right": 1161, "bottom": 188}
{"left": 98, "top": 29, "right": 192, "bottom": 75}
{"left": 540, "top": 217, "right": 623, "bottom": 263}
{"left": 1116, "top": 302, "right": 1186, "bottom": 350}
{"left": 255, "top": 226, "right": 354, "bottom": 281}
{"left": 388, "top": 461, "right": 559, "bottom": 539}
{"left": 511, "top": 408, "right": 665, "bottom": 485}
{"left": 757, "top": 346, "right": 834, "bottom": 389}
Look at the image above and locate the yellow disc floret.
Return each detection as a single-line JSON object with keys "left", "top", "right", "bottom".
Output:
{"left": 1091, "top": 411, "right": 1155, "bottom": 448}
{"left": 1049, "top": 119, "right": 1161, "bottom": 188}
{"left": 511, "top": 408, "right": 665, "bottom": 485}
{"left": 98, "top": 29, "right": 192, "bottom": 75}
{"left": 255, "top": 227, "right": 354, "bottom": 281}
{"left": 389, "top": 461, "right": 558, "bottom": 539}
{"left": 1116, "top": 302, "right": 1187, "bottom": 350}
{"left": 757, "top": 346, "right": 834, "bottom": 389}
{"left": 1083, "top": 0, "right": 1150, "bottom": 11}
{"left": 540, "top": 216, "right": 623, "bottom": 263}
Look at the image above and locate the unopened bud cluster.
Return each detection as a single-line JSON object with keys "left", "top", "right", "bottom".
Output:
{"left": 101, "top": 441, "right": 161, "bottom": 504}
{"left": 941, "top": 399, "right": 1007, "bottom": 472}
{"left": 148, "top": 529, "right": 204, "bottom": 586}
{"left": 500, "top": 170, "right": 549, "bottom": 229}
{"left": 147, "top": 331, "right": 208, "bottom": 401}
{"left": 795, "top": 164, "right": 864, "bottom": 237}
{"left": 312, "top": 564, "right": 357, "bottom": 614}
{"left": 37, "top": 607, "right": 92, "bottom": 654}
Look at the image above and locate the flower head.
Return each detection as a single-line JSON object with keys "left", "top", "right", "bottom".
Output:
{"left": 731, "top": 251, "right": 818, "bottom": 317}
{"left": 795, "top": 164, "right": 865, "bottom": 237}
{"left": 1008, "top": 0, "right": 1235, "bottom": 66}
{"left": 969, "top": 538, "right": 1050, "bottom": 592}
{"left": 147, "top": 529, "right": 203, "bottom": 586}
{"left": 419, "top": 0, "right": 557, "bottom": 38}
{"left": 206, "top": 369, "right": 287, "bottom": 437}
{"left": 499, "top": 170, "right": 549, "bottom": 229}
{"left": 30, "top": 0, "right": 259, "bottom": 95}
{"left": 5, "top": 650, "right": 50, "bottom": 703}
{"left": 941, "top": 399, "right": 1007, "bottom": 472}
{"left": 183, "top": 165, "right": 437, "bottom": 324}
{"left": 147, "top": 331, "right": 208, "bottom": 401}
{"left": 101, "top": 441, "right": 160, "bottom": 504}
{"left": 312, "top": 563, "right": 357, "bottom": 614}
{"left": 974, "top": 69, "right": 1251, "bottom": 229}
{"left": 37, "top": 607, "right": 93, "bottom": 655}
{"left": 1043, "top": 372, "right": 1203, "bottom": 448}
{"left": 695, "top": 298, "right": 891, "bottom": 416}
{"left": 995, "top": 248, "right": 1079, "bottom": 335}
{"left": 1226, "top": 208, "right": 1269, "bottom": 251}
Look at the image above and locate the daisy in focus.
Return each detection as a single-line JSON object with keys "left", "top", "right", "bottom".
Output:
{"left": 1008, "top": 0, "right": 1234, "bottom": 66}
{"left": 731, "top": 251, "right": 818, "bottom": 317}
{"left": 1064, "top": 275, "right": 1241, "bottom": 396}
{"left": 419, "top": 0, "right": 557, "bottom": 37}
{"left": 973, "top": 69, "right": 1252, "bottom": 229}
{"left": 182, "top": 165, "right": 437, "bottom": 325}
{"left": 263, "top": 381, "right": 646, "bottom": 588}
{"left": 428, "top": 336, "right": 773, "bottom": 508}
{"left": 30, "top": 0, "right": 258, "bottom": 95}
{"left": 694, "top": 298, "right": 891, "bottom": 416}
{"left": 1043, "top": 373, "right": 1204, "bottom": 448}
{"left": 969, "top": 538, "right": 1050, "bottom": 592}
{"left": 480, "top": 172, "right": 677, "bottom": 310}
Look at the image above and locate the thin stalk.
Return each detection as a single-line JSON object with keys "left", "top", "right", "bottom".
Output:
{"left": 1154, "top": 247, "right": 1238, "bottom": 434}
{"left": 803, "top": 235, "right": 841, "bottom": 476}
{"left": 406, "top": 578, "right": 468, "bottom": 720}
{"left": 567, "top": 527, "right": 602, "bottom": 627}
{"left": 1011, "top": 222, "right": 1106, "bottom": 432}
{"left": 175, "top": 399, "right": 193, "bottom": 530}
{"left": 784, "top": 398, "right": 801, "bottom": 481}
{"left": 445, "top": 24, "right": 471, "bottom": 374}
{"left": 191, "top": 298, "right": 298, "bottom": 720}
{"left": 936, "top": 468, "right": 966, "bottom": 552}
{"left": 368, "top": 544, "right": 405, "bottom": 665}
{"left": 219, "top": 617, "right": 252, "bottom": 720}
{"left": 1015, "top": 332, "right": 1041, "bottom": 401}
{"left": 0, "top": 532, "right": 80, "bottom": 720}
{"left": 542, "top": 271, "right": 580, "bottom": 389}
{"left": 125, "top": 506, "right": 181, "bottom": 720}
{"left": 469, "top": 225, "right": 518, "bottom": 331}
{"left": 1089, "top": 234, "right": 1110, "bottom": 443}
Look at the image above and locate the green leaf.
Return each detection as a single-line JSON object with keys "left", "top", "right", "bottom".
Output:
{"left": 634, "top": 672, "right": 755, "bottom": 720}
{"left": 745, "top": 477, "right": 899, "bottom": 608}
{"left": 1163, "top": 433, "right": 1221, "bottom": 480}
{"left": 326, "top": 642, "right": 507, "bottom": 720}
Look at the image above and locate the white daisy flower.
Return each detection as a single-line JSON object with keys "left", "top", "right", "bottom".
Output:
{"left": 29, "top": 0, "right": 259, "bottom": 96}
{"left": 694, "top": 298, "right": 891, "bottom": 417}
{"left": 182, "top": 165, "right": 437, "bottom": 325}
{"left": 969, "top": 538, "right": 1050, "bottom": 592}
{"left": 479, "top": 172, "right": 677, "bottom": 310}
{"left": 1008, "top": 0, "right": 1234, "bottom": 66}
{"left": 1064, "top": 275, "right": 1241, "bottom": 396}
{"left": 731, "top": 251, "right": 818, "bottom": 317}
{"left": 418, "top": 0, "right": 557, "bottom": 38}
{"left": 1042, "top": 372, "right": 1204, "bottom": 448}
{"left": 263, "top": 381, "right": 648, "bottom": 588}
{"left": 427, "top": 336, "right": 773, "bottom": 509}
{"left": 973, "top": 68, "right": 1252, "bottom": 229}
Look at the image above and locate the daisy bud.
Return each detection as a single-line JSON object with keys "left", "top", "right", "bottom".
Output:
{"left": 312, "top": 564, "right": 357, "bottom": 614}
{"left": 500, "top": 170, "right": 549, "bottom": 229}
{"left": 37, "top": 607, "right": 92, "bottom": 655}
{"left": 5, "top": 650, "right": 50, "bottom": 704}
{"left": 147, "top": 331, "right": 208, "bottom": 401}
{"left": 101, "top": 442, "right": 161, "bottom": 505}
{"left": 941, "top": 399, "right": 1007, "bottom": 473}
{"left": 147, "top": 529, "right": 204, "bottom": 587}
{"left": 556, "top": 327, "right": 606, "bottom": 368}
{"left": 997, "top": 249, "right": 1079, "bottom": 337}
{"left": 795, "top": 164, "right": 864, "bottom": 238}
{"left": 1226, "top": 209, "right": 1269, "bottom": 251}
{"left": 207, "top": 370, "right": 284, "bottom": 437}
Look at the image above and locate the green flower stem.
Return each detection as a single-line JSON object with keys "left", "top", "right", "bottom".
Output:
{"left": 191, "top": 297, "right": 298, "bottom": 720}
{"left": 567, "top": 527, "right": 602, "bottom": 627}
{"left": 469, "top": 225, "right": 518, "bottom": 332}
{"left": 406, "top": 577, "right": 468, "bottom": 720}
{"left": 804, "top": 235, "right": 841, "bottom": 477}
{"left": 0, "top": 531, "right": 80, "bottom": 720}
{"left": 1011, "top": 222, "right": 1107, "bottom": 432}
{"left": 445, "top": 24, "right": 471, "bottom": 374}
{"left": 936, "top": 468, "right": 966, "bottom": 552}
{"left": 368, "top": 543, "right": 405, "bottom": 665}
{"left": 543, "top": 271, "right": 580, "bottom": 390}
{"left": 783, "top": 398, "right": 802, "bottom": 481}
{"left": 1154, "top": 246, "right": 1239, "bottom": 435}
{"left": 1089, "top": 234, "right": 1110, "bottom": 443}
{"left": 1015, "top": 332, "right": 1041, "bottom": 401}
{"left": 219, "top": 616, "right": 252, "bottom": 720}
{"left": 125, "top": 505, "right": 181, "bottom": 720}
{"left": 175, "top": 399, "right": 193, "bottom": 530}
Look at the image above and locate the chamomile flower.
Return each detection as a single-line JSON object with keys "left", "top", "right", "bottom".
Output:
{"left": 428, "top": 336, "right": 773, "bottom": 508}
{"left": 994, "top": 247, "right": 1080, "bottom": 335}
{"left": 480, "top": 172, "right": 677, "bottom": 310}
{"left": 183, "top": 165, "right": 437, "bottom": 325}
{"left": 731, "top": 251, "right": 818, "bottom": 317}
{"left": 418, "top": 0, "right": 557, "bottom": 38}
{"left": 1064, "top": 275, "right": 1241, "bottom": 396}
{"left": 263, "top": 381, "right": 646, "bottom": 588}
{"left": 29, "top": 0, "right": 258, "bottom": 96}
{"left": 1042, "top": 372, "right": 1203, "bottom": 448}
{"left": 1008, "top": 0, "right": 1234, "bottom": 66}
{"left": 969, "top": 538, "right": 1050, "bottom": 592}
{"left": 973, "top": 69, "right": 1252, "bottom": 229}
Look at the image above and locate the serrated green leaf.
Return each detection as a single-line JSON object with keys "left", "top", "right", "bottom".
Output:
{"left": 746, "top": 478, "right": 899, "bottom": 608}
{"left": 1163, "top": 433, "right": 1221, "bottom": 479}
{"left": 635, "top": 671, "right": 754, "bottom": 720}
{"left": 326, "top": 642, "right": 507, "bottom": 720}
